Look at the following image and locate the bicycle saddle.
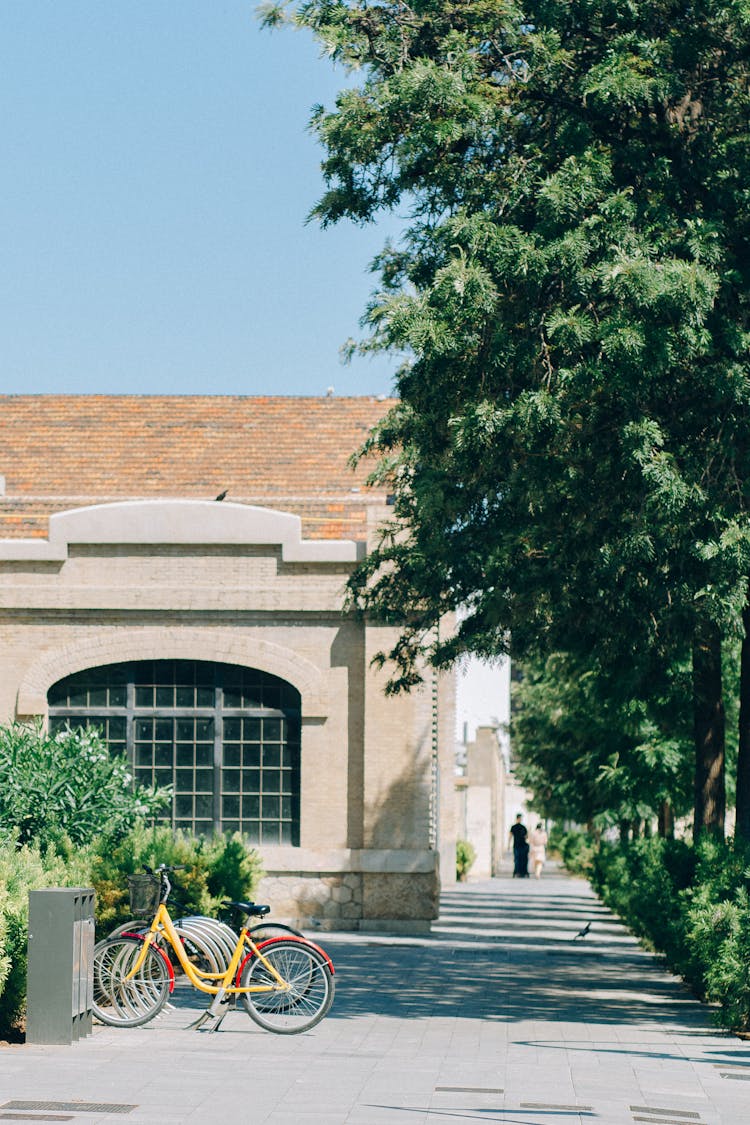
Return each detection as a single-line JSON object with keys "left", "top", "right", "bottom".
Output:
{"left": 222, "top": 900, "right": 271, "bottom": 917}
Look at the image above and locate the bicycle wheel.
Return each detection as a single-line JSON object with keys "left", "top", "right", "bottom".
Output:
{"left": 92, "top": 937, "right": 171, "bottom": 1028}
{"left": 239, "top": 939, "right": 334, "bottom": 1034}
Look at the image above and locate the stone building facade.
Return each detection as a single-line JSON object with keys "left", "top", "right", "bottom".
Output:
{"left": 0, "top": 395, "right": 456, "bottom": 930}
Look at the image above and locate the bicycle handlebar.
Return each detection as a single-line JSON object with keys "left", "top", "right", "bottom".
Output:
{"left": 141, "top": 864, "right": 185, "bottom": 905}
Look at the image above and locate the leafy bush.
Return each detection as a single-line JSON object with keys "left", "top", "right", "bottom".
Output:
{"left": 591, "top": 837, "right": 696, "bottom": 973}
{"left": 90, "top": 822, "right": 264, "bottom": 936}
{"left": 0, "top": 722, "right": 169, "bottom": 848}
{"left": 583, "top": 833, "right": 750, "bottom": 1031}
{"left": 679, "top": 838, "right": 750, "bottom": 1028}
{"left": 550, "top": 828, "right": 597, "bottom": 876}
{"left": 0, "top": 836, "right": 93, "bottom": 1035}
{"left": 456, "top": 838, "right": 476, "bottom": 881}
{"left": 0, "top": 821, "right": 264, "bottom": 1036}
{"left": 686, "top": 885, "right": 750, "bottom": 1030}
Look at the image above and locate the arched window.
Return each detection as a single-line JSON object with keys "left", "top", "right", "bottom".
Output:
{"left": 48, "top": 660, "right": 301, "bottom": 844}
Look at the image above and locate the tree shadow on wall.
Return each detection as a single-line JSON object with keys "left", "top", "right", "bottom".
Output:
{"left": 292, "top": 751, "right": 436, "bottom": 925}
{"left": 366, "top": 744, "right": 433, "bottom": 850}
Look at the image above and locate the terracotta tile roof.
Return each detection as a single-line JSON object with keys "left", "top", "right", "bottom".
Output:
{"left": 0, "top": 395, "right": 395, "bottom": 541}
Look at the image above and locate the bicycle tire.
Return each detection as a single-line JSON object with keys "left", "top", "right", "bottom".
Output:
{"left": 239, "top": 939, "right": 334, "bottom": 1034}
{"left": 92, "top": 937, "right": 171, "bottom": 1028}
{"left": 106, "top": 919, "right": 151, "bottom": 940}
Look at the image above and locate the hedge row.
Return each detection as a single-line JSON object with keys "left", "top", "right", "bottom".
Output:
{"left": 558, "top": 830, "right": 750, "bottom": 1031}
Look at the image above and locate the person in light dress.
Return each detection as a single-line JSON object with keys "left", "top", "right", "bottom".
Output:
{"left": 529, "top": 823, "right": 548, "bottom": 879}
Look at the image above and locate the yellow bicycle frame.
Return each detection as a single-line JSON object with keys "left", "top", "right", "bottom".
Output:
{"left": 125, "top": 903, "right": 289, "bottom": 995}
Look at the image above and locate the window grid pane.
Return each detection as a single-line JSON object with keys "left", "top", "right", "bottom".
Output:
{"left": 48, "top": 664, "right": 129, "bottom": 710}
{"left": 48, "top": 660, "right": 300, "bottom": 841}
{"left": 221, "top": 716, "right": 299, "bottom": 845}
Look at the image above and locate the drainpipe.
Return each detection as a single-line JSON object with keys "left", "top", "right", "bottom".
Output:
{"left": 429, "top": 628, "right": 440, "bottom": 852}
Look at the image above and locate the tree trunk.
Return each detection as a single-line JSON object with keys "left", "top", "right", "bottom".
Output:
{"left": 693, "top": 620, "right": 726, "bottom": 839}
{"left": 657, "top": 799, "right": 674, "bottom": 839}
{"left": 736, "top": 588, "right": 750, "bottom": 842}
{"left": 619, "top": 820, "right": 630, "bottom": 845}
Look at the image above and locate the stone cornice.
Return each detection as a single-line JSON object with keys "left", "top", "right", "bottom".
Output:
{"left": 0, "top": 500, "right": 365, "bottom": 563}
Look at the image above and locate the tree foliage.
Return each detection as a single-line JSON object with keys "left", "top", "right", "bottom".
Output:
{"left": 90, "top": 821, "right": 265, "bottom": 936}
{"left": 269, "top": 0, "right": 750, "bottom": 831}
{"left": 511, "top": 649, "right": 715, "bottom": 827}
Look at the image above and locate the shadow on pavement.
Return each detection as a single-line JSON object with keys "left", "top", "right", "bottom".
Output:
{"left": 135, "top": 873, "right": 727, "bottom": 1054}
{"left": 318, "top": 875, "right": 717, "bottom": 1036}
{"left": 321, "top": 940, "right": 708, "bottom": 1030}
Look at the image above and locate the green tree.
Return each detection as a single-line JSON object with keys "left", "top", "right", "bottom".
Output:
{"left": 268, "top": 0, "right": 750, "bottom": 836}
{"left": 512, "top": 651, "right": 696, "bottom": 832}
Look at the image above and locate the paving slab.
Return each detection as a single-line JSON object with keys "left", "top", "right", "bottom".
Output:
{"left": 1, "top": 863, "right": 748, "bottom": 1123}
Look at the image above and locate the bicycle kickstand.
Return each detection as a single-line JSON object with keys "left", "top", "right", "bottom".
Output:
{"left": 187, "top": 989, "right": 233, "bottom": 1032}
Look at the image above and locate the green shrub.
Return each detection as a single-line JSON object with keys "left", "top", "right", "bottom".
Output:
{"left": 90, "top": 821, "right": 264, "bottom": 936}
{"left": 199, "top": 830, "right": 265, "bottom": 903}
{"left": 678, "top": 837, "right": 750, "bottom": 1027}
{"left": 686, "top": 885, "right": 750, "bottom": 1029}
{"left": 552, "top": 828, "right": 597, "bottom": 876}
{"left": 0, "top": 820, "right": 263, "bottom": 1036}
{"left": 456, "top": 838, "right": 476, "bottom": 881}
{"left": 587, "top": 833, "right": 750, "bottom": 1031}
{"left": 0, "top": 837, "right": 94, "bottom": 1035}
{"left": 592, "top": 837, "right": 695, "bottom": 973}
{"left": 0, "top": 722, "right": 169, "bottom": 848}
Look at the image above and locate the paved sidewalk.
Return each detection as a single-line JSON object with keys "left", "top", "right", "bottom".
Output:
{"left": 2, "top": 863, "right": 750, "bottom": 1124}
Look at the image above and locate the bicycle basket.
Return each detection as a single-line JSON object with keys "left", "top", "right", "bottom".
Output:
{"left": 128, "top": 873, "right": 161, "bottom": 915}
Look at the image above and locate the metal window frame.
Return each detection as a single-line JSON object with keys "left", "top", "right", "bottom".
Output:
{"left": 48, "top": 661, "right": 301, "bottom": 842}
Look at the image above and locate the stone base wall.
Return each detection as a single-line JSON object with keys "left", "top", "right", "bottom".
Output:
{"left": 361, "top": 872, "right": 438, "bottom": 929}
{"left": 256, "top": 866, "right": 439, "bottom": 934}
{"left": 256, "top": 873, "right": 363, "bottom": 931}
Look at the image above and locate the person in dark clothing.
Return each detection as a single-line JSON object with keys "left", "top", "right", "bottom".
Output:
{"left": 509, "top": 814, "right": 529, "bottom": 877}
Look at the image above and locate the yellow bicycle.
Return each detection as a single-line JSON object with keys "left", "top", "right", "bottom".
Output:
{"left": 92, "top": 865, "right": 335, "bottom": 1035}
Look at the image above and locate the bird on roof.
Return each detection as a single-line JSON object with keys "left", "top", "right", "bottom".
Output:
{"left": 573, "top": 922, "right": 592, "bottom": 940}
{"left": 214, "top": 490, "right": 228, "bottom": 501}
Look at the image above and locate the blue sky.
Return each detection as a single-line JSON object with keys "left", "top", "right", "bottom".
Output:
{"left": 0, "top": 2, "right": 401, "bottom": 397}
